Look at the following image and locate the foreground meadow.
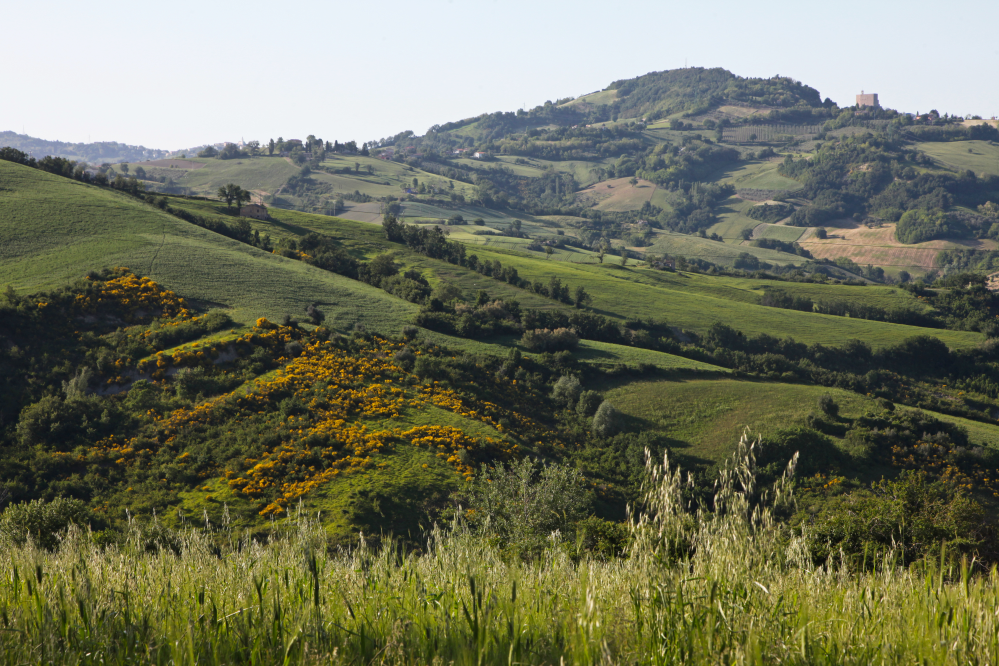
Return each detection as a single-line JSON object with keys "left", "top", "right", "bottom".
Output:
{"left": 3, "top": 441, "right": 998, "bottom": 666}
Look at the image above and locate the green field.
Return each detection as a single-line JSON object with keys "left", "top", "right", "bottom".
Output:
{"left": 649, "top": 229, "right": 808, "bottom": 267}
{"left": 111, "top": 193, "right": 983, "bottom": 352}
{"left": 710, "top": 160, "right": 801, "bottom": 191}
{"left": 0, "top": 161, "right": 417, "bottom": 331}
{"left": 602, "top": 376, "right": 999, "bottom": 464}
{"left": 124, "top": 154, "right": 449, "bottom": 202}
{"left": 753, "top": 223, "right": 805, "bottom": 242}
{"left": 706, "top": 197, "right": 763, "bottom": 241}
{"left": 916, "top": 140, "right": 999, "bottom": 177}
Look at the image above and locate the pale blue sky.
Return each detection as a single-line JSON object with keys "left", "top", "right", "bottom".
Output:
{"left": 3, "top": 0, "right": 996, "bottom": 150}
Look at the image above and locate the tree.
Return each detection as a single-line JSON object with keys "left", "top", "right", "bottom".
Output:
{"left": 217, "top": 183, "right": 248, "bottom": 210}
{"left": 573, "top": 285, "right": 592, "bottom": 308}
{"left": 815, "top": 228, "right": 828, "bottom": 239}
{"left": 461, "top": 457, "right": 590, "bottom": 558}
{"left": 551, "top": 375, "right": 582, "bottom": 407}
{"left": 120, "top": 163, "right": 129, "bottom": 174}
{"left": 592, "top": 401, "right": 622, "bottom": 436}
{"left": 544, "top": 246, "right": 554, "bottom": 260}
{"left": 234, "top": 186, "right": 252, "bottom": 211}
{"left": 305, "top": 303, "right": 326, "bottom": 325}
{"left": 818, "top": 394, "right": 839, "bottom": 418}
{"left": 366, "top": 165, "right": 374, "bottom": 175}
{"left": 247, "top": 140, "right": 260, "bottom": 156}
{"left": 355, "top": 162, "right": 360, "bottom": 174}
{"left": 598, "top": 246, "right": 606, "bottom": 263}
{"left": 576, "top": 390, "right": 602, "bottom": 416}
{"left": 268, "top": 138, "right": 275, "bottom": 155}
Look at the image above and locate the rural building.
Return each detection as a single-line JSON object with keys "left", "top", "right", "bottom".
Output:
{"left": 856, "top": 92, "right": 880, "bottom": 108}
{"left": 239, "top": 203, "right": 269, "bottom": 220}
{"left": 473, "top": 151, "right": 487, "bottom": 159}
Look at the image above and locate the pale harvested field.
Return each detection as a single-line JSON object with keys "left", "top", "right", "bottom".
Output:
{"left": 576, "top": 177, "right": 657, "bottom": 212}
{"left": 136, "top": 159, "right": 205, "bottom": 169}
{"left": 798, "top": 222, "right": 999, "bottom": 270}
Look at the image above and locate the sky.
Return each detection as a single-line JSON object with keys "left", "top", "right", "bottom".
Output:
{"left": 3, "top": 0, "right": 997, "bottom": 151}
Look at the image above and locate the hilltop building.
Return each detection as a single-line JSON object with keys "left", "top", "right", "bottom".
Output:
{"left": 856, "top": 91, "right": 880, "bottom": 108}
{"left": 239, "top": 203, "right": 269, "bottom": 220}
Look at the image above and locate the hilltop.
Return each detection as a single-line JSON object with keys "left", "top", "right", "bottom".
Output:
{"left": 0, "top": 131, "right": 167, "bottom": 164}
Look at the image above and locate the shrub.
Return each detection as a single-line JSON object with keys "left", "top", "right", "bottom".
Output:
{"left": 393, "top": 347, "right": 416, "bottom": 371}
{"left": 520, "top": 328, "right": 579, "bottom": 353}
{"left": 0, "top": 498, "right": 93, "bottom": 550}
{"left": 402, "top": 325, "right": 420, "bottom": 340}
{"left": 201, "top": 309, "right": 233, "bottom": 331}
{"left": 818, "top": 394, "right": 839, "bottom": 418}
{"left": 62, "top": 367, "right": 93, "bottom": 401}
{"left": 592, "top": 401, "right": 622, "bottom": 437}
{"left": 462, "top": 457, "right": 590, "bottom": 559}
{"left": 576, "top": 390, "right": 603, "bottom": 416}
{"left": 551, "top": 375, "right": 582, "bottom": 407}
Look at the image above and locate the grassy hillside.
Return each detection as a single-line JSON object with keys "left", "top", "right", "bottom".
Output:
{"left": 916, "top": 140, "right": 999, "bottom": 177}
{"left": 164, "top": 195, "right": 983, "bottom": 351}
{"left": 0, "top": 160, "right": 417, "bottom": 330}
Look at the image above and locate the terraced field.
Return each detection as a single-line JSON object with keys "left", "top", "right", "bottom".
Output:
{"left": 798, "top": 221, "right": 999, "bottom": 274}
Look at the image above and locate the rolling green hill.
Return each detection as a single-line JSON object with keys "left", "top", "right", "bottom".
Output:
{"left": 0, "top": 160, "right": 417, "bottom": 331}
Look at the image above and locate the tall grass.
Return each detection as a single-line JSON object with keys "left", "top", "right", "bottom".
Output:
{"left": 3, "top": 434, "right": 999, "bottom": 664}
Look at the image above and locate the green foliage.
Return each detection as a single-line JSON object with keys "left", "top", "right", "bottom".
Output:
{"left": 807, "top": 471, "right": 992, "bottom": 565}
{"left": 0, "top": 497, "right": 95, "bottom": 550}
{"left": 592, "top": 401, "right": 622, "bottom": 437}
{"left": 896, "top": 208, "right": 953, "bottom": 244}
{"left": 551, "top": 374, "right": 582, "bottom": 407}
{"left": 818, "top": 393, "right": 839, "bottom": 418}
{"left": 521, "top": 328, "right": 579, "bottom": 352}
{"left": 576, "top": 390, "right": 603, "bottom": 417}
{"left": 462, "top": 457, "right": 590, "bottom": 558}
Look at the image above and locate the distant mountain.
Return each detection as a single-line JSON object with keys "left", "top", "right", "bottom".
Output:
{"left": 0, "top": 131, "right": 168, "bottom": 164}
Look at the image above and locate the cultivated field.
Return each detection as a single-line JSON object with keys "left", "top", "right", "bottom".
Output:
{"left": 576, "top": 177, "right": 658, "bottom": 211}
{"left": 798, "top": 221, "right": 999, "bottom": 273}
{"left": 752, "top": 223, "right": 805, "bottom": 242}
{"left": 649, "top": 229, "right": 808, "bottom": 267}
{"left": 710, "top": 159, "right": 801, "bottom": 191}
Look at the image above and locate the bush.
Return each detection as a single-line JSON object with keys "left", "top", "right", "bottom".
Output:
{"left": 818, "top": 394, "right": 839, "bottom": 418}
{"left": 402, "top": 325, "right": 420, "bottom": 340}
{"left": 592, "top": 401, "right": 622, "bottom": 437}
{"left": 462, "top": 457, "right": 590, "bottom": 559}
{"left": 201, "top": 309, "right": 233, "bottom": 331}
{"left": 520, "top": 328, "right": 579, "bottom": 353}
{"left": 576, "top": 390, "right": 603, "bottom": 417}
{"left": 393, "top": 347, "right": 416, "bottom": 371}
{"left": 0, "top": 498, "right": 94, "bottom": 550}
{"left": 551, "top": 375, "right": 582, "bottom": 407}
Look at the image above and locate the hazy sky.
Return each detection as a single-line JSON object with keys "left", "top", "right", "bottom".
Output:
{"left": 4, "top": 0, "right": 997, "bottom": 150}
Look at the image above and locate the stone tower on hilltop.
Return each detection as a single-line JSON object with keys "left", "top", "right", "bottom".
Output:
{"left": 856, "top": 91, "right": 880, "bottom": 108}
